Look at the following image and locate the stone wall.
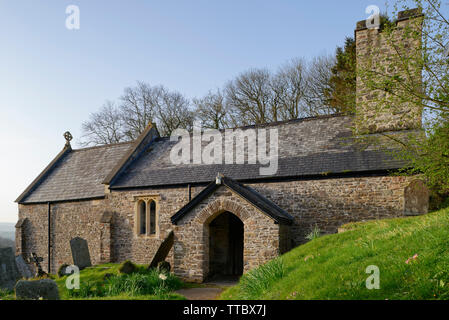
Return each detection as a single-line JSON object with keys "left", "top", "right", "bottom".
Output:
{"left": 16, "top": 174, "right": 423, "bottom": 280}
{"left": 17, "top": 200, "right": 112, "bottom": 273}
{"left": 250, "top": 175, "right": 414, "bottom": 245}
{"left": 172, "top": 186, "right": 282, "bottom": 282}
{"left": 355, "top": 9, "right": 423, "bottom": 134}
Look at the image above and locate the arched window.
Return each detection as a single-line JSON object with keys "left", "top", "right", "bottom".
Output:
{"left": 149, "top": 201, "right": 156, "bottom": 235}
{"left": 139, "top": 201, "right": 146, "bottom": 235}
{"left": 135, "top": 196, "right": 159, "bottom": 237}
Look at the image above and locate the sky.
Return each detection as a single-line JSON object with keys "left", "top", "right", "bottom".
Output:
{"left": 0, "top": 0, "right": 415, "bottom": 222}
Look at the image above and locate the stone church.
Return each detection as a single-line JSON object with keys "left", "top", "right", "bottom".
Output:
{"left": 15, "top": 9, "right": 429, "bottom": 282}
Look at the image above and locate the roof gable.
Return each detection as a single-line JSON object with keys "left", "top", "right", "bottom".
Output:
{"left": 17, "top": 142, "right": 133, "bottom": 204}
{"left": 17, "top": 123, "right": 159, "bottom": 204}
{"left": 171, "top": 176, "right": 294, "bottom": 225}
{"left": 15, "top": 145, "right": 72, "bottom": 203}
{"left": 103, "top": 124, "right": 160, "bottom": 185}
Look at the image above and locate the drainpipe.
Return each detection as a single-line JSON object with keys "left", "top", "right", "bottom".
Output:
{"left": 188, "top": 184, "right": 192, "bottom": 201}
{"left": 47, "top": 202, "right": 51, "bottom": 274}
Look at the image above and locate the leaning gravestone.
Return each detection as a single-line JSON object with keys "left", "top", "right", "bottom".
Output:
{"left": 70, "top": 237, "right": 92, "bottom": 270}
{"left": 0, "top": 247, "right": 20, "bottom": 290}
{"left": 149, "top": 230, "right": 174, "bottom": 269}
{"left": 15, "top": 255, "right": 33, "bottom": 279}
{"left": 15, "top": 279, "right": 60, "bottom": 300}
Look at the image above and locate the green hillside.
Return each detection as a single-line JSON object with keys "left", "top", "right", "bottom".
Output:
{"left": 221, "top": 208, "right": 449, "bottom": 300}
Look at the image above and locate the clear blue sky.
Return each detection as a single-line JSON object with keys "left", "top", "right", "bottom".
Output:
{"left": 0, "top": 0, "right": 410, "bottom": 222}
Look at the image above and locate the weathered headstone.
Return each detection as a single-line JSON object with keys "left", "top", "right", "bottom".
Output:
{"left": 405, "top": 180, "right": 430, "bottom": 216}
{"left": 70, "top": 237, "right": 92, "bottom": 270}
{"left": 15, "top": 279, "right": 60, "bottom": 300}
{"left": 0, "top": 247, "right": 20, "bottom": 290}
{"left": 15, "top": 255, "right": 33, "bottom": 279}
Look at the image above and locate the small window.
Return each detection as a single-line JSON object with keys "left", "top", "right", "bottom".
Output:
{"left": 149, "top": 201, "right": 156, "bottom": 235}
{"left": 135, "top": 196, "right": 159, "bottom": 237}
{"left": 139, "top": 201, "right": 146, "bottom": 235}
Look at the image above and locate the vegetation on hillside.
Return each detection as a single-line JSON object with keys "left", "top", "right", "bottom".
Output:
{"left": 221, "top": 207, "right": 449, "bottom": 300}
{"left": 56, "top": 263, "right": 185, "bottom": 300}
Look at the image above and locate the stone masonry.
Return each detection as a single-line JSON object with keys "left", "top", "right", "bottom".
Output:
{"left": 355, "top": 9, "right": 423, "bottom": 134}
{"left": 16, "top": 174, "right": 419, "bottom": 280}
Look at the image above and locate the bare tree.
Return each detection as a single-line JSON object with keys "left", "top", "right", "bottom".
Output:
{"left": 80, "top": 101, "right": 125, "bottom": 147}
{"left": 80, "top": 82, "right": 193, "bottom": 146}
{"left": 304, "top": 55, "right": 337, "bottom": 116}
{"left": 155, "top": 88, "right": 194, "bottom": 136}
{"left": 225, "top": 68, "right": 274, "bottom": 126}
{"left": 120, "top": 81, "right": 159, "bottom": 140}
{"left": 271, "top": 58, "right": 309, "bottom": 120}
{"left": 192, "top": 90, "right": 230, "bottom": 129}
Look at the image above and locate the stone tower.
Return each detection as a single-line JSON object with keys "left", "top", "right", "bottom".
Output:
{"left": 355, "top": 8, "right": 424, "bottom": 134}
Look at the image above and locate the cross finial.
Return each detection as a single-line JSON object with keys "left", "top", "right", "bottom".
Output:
{"left": 64, "top": 131, "right": 73, "bottom": 148}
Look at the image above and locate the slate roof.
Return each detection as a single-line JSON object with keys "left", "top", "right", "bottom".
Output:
{"left": 111, "top": 150, "right": 406, "bottom": 189}
{"left": 18, "top": 142, "right": 133, "bottom": 204}
{"left": 18, "top": 114, "right": 412, "bottom": 204}
{"left": 110, "top": 115, "right": 410, "bottom": 189}
{"left": 171, "top": 176, "right": 294, "bottom": 225}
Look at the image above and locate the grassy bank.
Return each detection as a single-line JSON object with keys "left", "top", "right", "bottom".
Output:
{"left": 221, "top": 207, "right": 449, "bottom": 300}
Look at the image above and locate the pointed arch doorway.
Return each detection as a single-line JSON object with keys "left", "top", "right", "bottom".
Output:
{"left": 208, "top": 211, "right": 244, "bottom": 279}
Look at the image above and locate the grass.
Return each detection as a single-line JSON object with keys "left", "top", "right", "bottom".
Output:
{"left": 55, "top": 263, "right": 185, "bottom": 300}
{"left": 0, "top": 288, "right": 15, "bottom": 300}
{"left": 221, "top": 207, "right": 449, "bottom": 300}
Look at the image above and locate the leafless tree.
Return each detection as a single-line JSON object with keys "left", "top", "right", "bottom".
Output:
{"left": 224, "top": 58, "right": 336, "bottom": 126}
{"left": 80, "top": 82, "right": 193, "bottom": 145}
{"left": 120, "top": 81, "right": 160, "bottom": 140}
{"left": 225, "top": 68, "right": 274, "bottom": 126}
{"left": 80, "top": 101, "right": 125, "bottom": 147}
{"left": 304, "top": 55, "right": 337, "bottom": 116}
{"left": 155, "top": 88, "right": 194, "bottom": 136}
{"left": 271, "top": 58, "right": 309, "bottom": 120}
{"left": 81, "top": 56, "right": 339, "bottom": 146}
{"left": 192, "top": 90, "right": 230, "bottom": 129}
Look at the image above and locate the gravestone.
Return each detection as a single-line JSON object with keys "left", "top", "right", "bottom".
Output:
{"left": 70, "top": 237, "right": 92, "bottom": 270}
{"left": 15, "top": 255, "right": 33, "bottom": 279}
{"left": 404, "top": 180, "right": 430, "bottom": 216}
{"left": 15, "top": 279, "right": 60, "bottom": 300}
{"left": 148, "top": 230, "right": 174, "bottom": 269}
{"left": 0, "top": 247, "right": 20, "bottom": 290}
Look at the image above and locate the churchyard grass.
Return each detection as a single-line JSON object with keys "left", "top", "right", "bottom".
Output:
{"left": 56, "top": 263, "right": 185, "bottom": 300}
{"left": 221, "top": 207, "right": 449, "bottom": 300}
{"left": 0, "top": 288, "right": 15, "bottom": 300}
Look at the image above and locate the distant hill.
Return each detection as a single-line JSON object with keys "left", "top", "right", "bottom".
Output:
{"left": 0, "top": 236, "right": 14, "bottom": 249}
{"left": 0, "top": 222, "right": 15, "bottom": 241}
